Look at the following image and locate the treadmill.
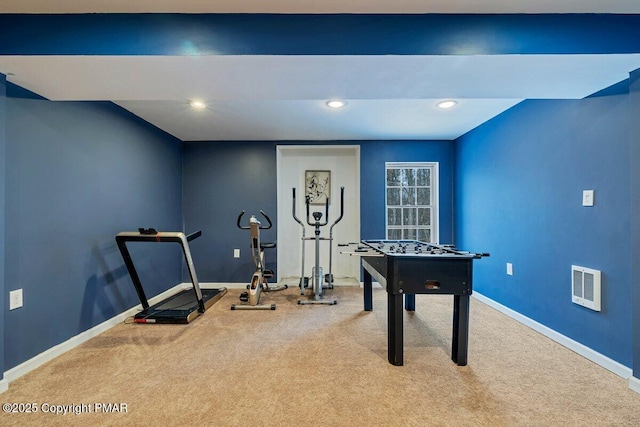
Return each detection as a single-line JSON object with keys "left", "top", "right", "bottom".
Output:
{"left": 116, "top": 228, "right": 227, "bottom": 324}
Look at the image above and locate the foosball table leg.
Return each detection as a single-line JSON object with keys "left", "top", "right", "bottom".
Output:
{"left": 404, "top": 294, "right": 415, "bottom": 311}
{"left": 363, "top": 270, "right": 373, "bottom": 311}
{"left": 452, "top": 294, "right": 470, "bottom": 366}
{"left": 388, "top": 293, "right": 404, "bottom": 366}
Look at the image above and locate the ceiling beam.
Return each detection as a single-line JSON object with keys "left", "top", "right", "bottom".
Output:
{"left": 1, "top": 14, "right": 640, "bottom": 56}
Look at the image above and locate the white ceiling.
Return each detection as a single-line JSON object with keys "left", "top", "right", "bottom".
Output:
{"left": 3, "top": 54, "right": 640, "bottom": 141}
{"left": 1, "top": 1, "right": 640, "bottom": 141}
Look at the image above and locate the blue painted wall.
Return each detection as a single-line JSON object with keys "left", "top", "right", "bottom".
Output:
{"left": 182, "top": 141, "right": 279, "bottom": 283}
{"left": 630, "top": 70, "right": 640, "bottom": 379}
{"left": 4, "top": 85, "right": 184, "bottom": 370}
{"left": 454, "top": 91, "right": 633, "bottom": 366}
{"left": 0, "top": 74, "right": 6, "bottom": 381}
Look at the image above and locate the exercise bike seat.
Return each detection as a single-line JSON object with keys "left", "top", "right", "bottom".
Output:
{"left": 260, "top": 242, "right": 276, "bottom": 250}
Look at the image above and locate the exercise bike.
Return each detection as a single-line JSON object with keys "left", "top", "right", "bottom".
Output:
{"left": 231, "top": 210, "right": 286, "bottom": 310}
{"left": 292, "top": 186, "right": 344, "bottom": 305}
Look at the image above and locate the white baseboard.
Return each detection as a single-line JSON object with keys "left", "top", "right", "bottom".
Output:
{"left": 203, "top": 282, "right": 246, "bottom": 289}
{"left": 2, "top": 282, "right": 190, "bottom": 391}
{"left": 472, "top": 292, "right": 638, "bottom": 394}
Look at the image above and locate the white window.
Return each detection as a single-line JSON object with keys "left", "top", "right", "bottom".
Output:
{"left": 385, "top": 162, "right": 439, "bottom": 243}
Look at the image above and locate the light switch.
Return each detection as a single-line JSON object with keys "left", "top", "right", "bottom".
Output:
{"left": 582, "top": 190, "right": 594, "bottom": 207}
{"left": 10, "top": 289, "right": 23, "bottom": 310}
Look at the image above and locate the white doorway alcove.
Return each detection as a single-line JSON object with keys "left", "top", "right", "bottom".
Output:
{"left": 276, "top": 145, "right": 361, "bottom": 283}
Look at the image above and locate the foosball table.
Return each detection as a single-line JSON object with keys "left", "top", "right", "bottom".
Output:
{"left": 343, "top": 240, "right": 488, "bottom": 366}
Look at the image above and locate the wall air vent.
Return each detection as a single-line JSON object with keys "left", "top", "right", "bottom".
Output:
{"left": 571, "top": 265, "right": 601, "bottom": 312}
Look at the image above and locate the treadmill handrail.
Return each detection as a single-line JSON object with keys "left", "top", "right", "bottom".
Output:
{"left": 186, "top": 230, "right": 202, "bottom": 241}
{"left": 115, "top": 230, "right": 205, "bottom": 312}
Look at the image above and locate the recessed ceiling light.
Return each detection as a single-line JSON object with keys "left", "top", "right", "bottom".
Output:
{"left": 326, "top": 100, "right": 347, "bottom": 109}
{"left": 437, "top": 100, "right": 457, "bottom": 109}
{"left": 190, "top": 100, "right": 206, "bottom": 109}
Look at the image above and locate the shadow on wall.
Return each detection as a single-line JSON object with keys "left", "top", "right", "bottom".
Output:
{"left": 79, "top": 242, "right": 133, "bottom": 333}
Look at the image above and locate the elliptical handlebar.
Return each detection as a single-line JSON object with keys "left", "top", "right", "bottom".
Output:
{"left": 292, "top": 188, "right": 304, "bottom": 227}
{"left": 306, "top": 195, "right": 329, "bottom": 227}
{"left": 329, "top": 186, "right": 345, "bottom": 233}
{"left": 237, "top": 210, "right": 273, "bottom": 230}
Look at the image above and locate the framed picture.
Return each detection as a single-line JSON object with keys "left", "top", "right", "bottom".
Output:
{"left": 305, "top": 170, "right": 331, "bottom": 205}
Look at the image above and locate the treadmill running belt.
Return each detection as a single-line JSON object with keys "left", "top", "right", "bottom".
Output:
{"left": 134, "top": 288, "right": 227, "bottom": 324}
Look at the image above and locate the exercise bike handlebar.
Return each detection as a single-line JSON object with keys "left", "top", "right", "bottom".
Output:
{"left": 237, "top": 210, "right": 273, "bottom": 230}
{"left": 237, "top": 211, "right": 249, "bottom": 229}
{"left": 258, "top": 210, "right": 273, "bottom": 229}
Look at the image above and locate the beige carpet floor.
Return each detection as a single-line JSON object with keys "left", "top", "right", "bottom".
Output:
{"left": 2, "top": 282, "right": 640, "bottom": 426}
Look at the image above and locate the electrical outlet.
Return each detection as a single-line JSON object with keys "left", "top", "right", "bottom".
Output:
{"left": 10, "top": 289, "right": 23, "bottom": 310}
{"left": 506, "top": 263, "right": 513, "bottom": 276}
{"left": 234, "top": 249, "right": 240, "bottom": 258}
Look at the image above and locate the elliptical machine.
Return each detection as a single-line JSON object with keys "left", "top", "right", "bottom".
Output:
{"left": 231, "top": 210, "right": 285, "bottom": 310}
{"left": 292, "top": 186, "right": 344, "bottom": 305}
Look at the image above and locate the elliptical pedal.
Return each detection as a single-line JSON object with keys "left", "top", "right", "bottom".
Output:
{"left": 299, "top": 276, "right": 310, "bottom": 289}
